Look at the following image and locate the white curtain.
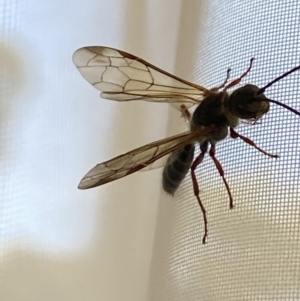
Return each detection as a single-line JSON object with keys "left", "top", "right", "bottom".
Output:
{"left": 1, "top": 0, "right": 300, "bottom": 300}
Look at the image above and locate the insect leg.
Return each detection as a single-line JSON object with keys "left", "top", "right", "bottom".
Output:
{"left": 210, "top": 68, "right": 231, "bottom": 92}
{"left": 230, "top": 128, "right": 279, "bottom": 158}
{"left": 225, "top": 58, "right": 254, "bottom": 90}
{"left": 180, "top": 104, "right": 192, "bottom": 122}
{"left": 190, "top": 146, "right": 208, "bottom": 244}
{"left": 209, "top": 144, "right": 234, "bottom": 209}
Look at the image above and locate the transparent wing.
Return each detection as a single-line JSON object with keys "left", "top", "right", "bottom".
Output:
{"left": 78, "top": 128, "right": 213, "bottom": 189}
{"left": 139, "top": 155, "right": 169, "bottom": 172}
{"left": 72, "top": 46, "right": 209, "bottom": 110}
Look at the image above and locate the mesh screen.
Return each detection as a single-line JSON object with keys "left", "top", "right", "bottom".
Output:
{"left": 148, "top": 1, "right": 300, "bottom": 300}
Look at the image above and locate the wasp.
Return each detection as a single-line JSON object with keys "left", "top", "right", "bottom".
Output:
{"left": 73, "top": 46, "right": 300, "bottom": 243}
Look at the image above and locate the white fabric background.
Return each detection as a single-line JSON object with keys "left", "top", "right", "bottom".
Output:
{"left": 1, "top": 0, "right": 300, "bottom": 300}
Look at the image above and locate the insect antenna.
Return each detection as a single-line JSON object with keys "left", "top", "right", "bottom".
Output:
{"left": 258, "top": 65, "right": 300, "bottom": 93}
{"left": 258, "top": 64, "right": 300, "bottom": 117}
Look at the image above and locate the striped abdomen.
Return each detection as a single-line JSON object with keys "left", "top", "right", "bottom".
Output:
{"left": 162, "top": 144, "right": 195, "bottom": 195}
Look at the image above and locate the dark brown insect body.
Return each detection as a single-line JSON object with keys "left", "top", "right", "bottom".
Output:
{"left": 163, "top": 84, "right": 270, "bottom": 196}
{"left": 163, "top": 144, "right": 195, "bottom": 195}
{"left": 73, "top": 46, "right": 300, "bottom": 244}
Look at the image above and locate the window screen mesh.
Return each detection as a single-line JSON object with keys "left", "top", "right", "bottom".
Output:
{"left": 148, "top": 1, "right": 300, "bottom": 300}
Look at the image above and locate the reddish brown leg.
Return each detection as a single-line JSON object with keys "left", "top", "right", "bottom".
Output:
{"left": 225, "top": 58, "right": 254, "bottom": 90}
{"left": 240, "top": 118, "right": 261, "bottom": 125}
{"left": 230, "top": 128, "right": 279, "bottom": 158}
{"left": 209, "top": 145, "right": 234, "bottom": 209}
{"left": 210, "top": 68, "right": 231, "bottom": 92}
{"left": 190, "top": 151, "right": 208, "bottom": 244}
{"left": 180, "top": 104, "right": 192, "bottom": 122}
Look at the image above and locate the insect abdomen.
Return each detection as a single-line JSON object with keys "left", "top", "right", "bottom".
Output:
{"left": 162, "top": 144, "right": 195, "bottom": 195}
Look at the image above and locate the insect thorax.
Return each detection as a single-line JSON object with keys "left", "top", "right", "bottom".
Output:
{"left": 191, "top": 92, "right": 238, "bottom": 144}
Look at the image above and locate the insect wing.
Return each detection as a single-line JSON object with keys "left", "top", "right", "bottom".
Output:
{"left": 72, "top": 46, "right": 209, "bottom": 110}
{"left": 78, "top": 128, "right": 213, "bottom": 189}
